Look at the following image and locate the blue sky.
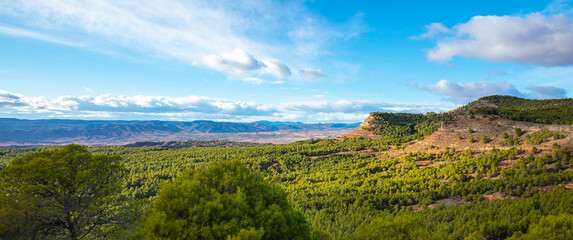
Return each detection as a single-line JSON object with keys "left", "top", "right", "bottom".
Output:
{"left": 1, "top": 0, "right": 572, "bottom": 122}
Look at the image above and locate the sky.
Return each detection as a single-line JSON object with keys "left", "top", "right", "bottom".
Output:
{"left": 1, "top": 0, "right": 572, "bottom": 123}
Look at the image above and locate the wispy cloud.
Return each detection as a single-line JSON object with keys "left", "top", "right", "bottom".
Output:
{"left": 410, "top": 23, "right": 452, "bottom": 39}
{"left": 0, "top": 25, "right": 82, "bottom": 47}
{"left": 0, "top": 90, "right": 452, "bottom": 122}
{"left": 421, "top": 12, "right": 573, "bottom": 66}
{"left": 239, "top": 77, "right": 284, "bottom": 85}
{"left": 299, "top": 68, "right": 326, "bottom": 79}
{"left": 83, "top": 86, "right": 94, "bottom": 92}
{"left": 487, "top": 69, "right": 507, "bottom": 76}
{"left": 0, "top": 0, "right": 367, "bottom": 80}
{"left": 410, "top": 79, "right": 568, "bottom": 103}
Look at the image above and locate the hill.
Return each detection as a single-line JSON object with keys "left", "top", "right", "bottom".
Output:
{"left": 0, "top": 95, "right": 572, "bottom": 239}
{"left": 0, "top": 118, "right": 359, "bottom": 147}
{"left": 343, "top": 96, "right": 573, "bottom": 154}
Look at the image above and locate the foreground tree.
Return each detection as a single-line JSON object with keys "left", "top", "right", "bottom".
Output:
{"left": 0, "top": 144, "right": 128, "bottom": 239}
{"left": 351, "top": 215, "right": 429, "bottom": 240}
{"left": 142, "top": 160, "right": 310, "bottom": 240}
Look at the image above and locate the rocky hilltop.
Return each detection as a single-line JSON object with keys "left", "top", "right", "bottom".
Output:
{"left": 340, "top": 113, "right": 384, "bottom": 140}
{"left": 342, "top": 95, "right": 573, "bottom": 153}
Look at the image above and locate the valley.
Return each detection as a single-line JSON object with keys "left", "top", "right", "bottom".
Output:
{"left": 0, "top": 119, "right": 358, "bottom": 146}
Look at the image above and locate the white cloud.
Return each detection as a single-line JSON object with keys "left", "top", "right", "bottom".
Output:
{"left": 410, "top": 23, "right": 452, "bottom": 39}
{"left": 260, "top": 58, "right": 291, "bottom": 79}
{"left": 287, "top": 12, "right": 369, "bottom": 59}
{"left": 201, "top": 48, "right": 263, "bottom": 74}
{"left": 0, "top": 0, "right": 363, "bottom": 79}
{"left": 83, "top": 86, "right": 94, "bottom": 92}
{"left": 201, "top": 49, "right": 292, "bottom": 79}
{"left": 424, "top": 12, "right": 573, "bottom": 66}
{"left": 299, "top": 68, "right": 325, "bottom": 79}
{"left": 411, "top": 79, "right": 568, "bottom": 103}
{"left": 0, "top": 90, "right": 452, "bottom": 122}
{"left": 239, "top": 77, "right": 284, "bottom": 85}
{"left": 0, "top": 25, "right": 82, "bottom": 47}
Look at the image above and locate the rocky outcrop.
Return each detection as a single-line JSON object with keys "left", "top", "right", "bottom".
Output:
{"left": 340, "top": 113, "right": 383, "bottom": 139}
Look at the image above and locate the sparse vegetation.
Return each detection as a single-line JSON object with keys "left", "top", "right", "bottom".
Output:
{"left": 515, "top": 127, "right": 524, "bottom": 136}
{"left": 500, "top": 136, "right": 520, "bottom": 146}
{"left": 482, "top": 135, "right": 492, "bottom": 144}
{"left": 553, "top": 132, "right": 565, "bottom": 140}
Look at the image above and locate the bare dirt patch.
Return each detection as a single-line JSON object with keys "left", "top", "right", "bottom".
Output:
{"left": 498, "top": 159, "right": 517, "bottom": 169}
{"left": 482, "top": 192, "right": 519, "bottom": 201}
{"left": 428, "top": 197, "right": 472, "bottom": 209}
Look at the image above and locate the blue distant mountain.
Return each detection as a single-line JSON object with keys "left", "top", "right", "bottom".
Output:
{"left": 0, "top": 118, "right": 359, "bottom": 147}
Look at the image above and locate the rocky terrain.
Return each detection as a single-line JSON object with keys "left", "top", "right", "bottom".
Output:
{"left": 343, "top": 98, "right": 573, "bottom": 155}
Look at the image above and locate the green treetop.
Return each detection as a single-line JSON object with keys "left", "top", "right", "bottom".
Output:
{"left": 141, "top": 160, "right": 310, "bottom": 240}
{"left": 0, "top": 144, "right": 128, "bottom": 240}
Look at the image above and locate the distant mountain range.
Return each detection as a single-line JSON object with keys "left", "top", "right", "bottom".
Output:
{"left": 0, "top": 118, "right": 359, "bottom": 147}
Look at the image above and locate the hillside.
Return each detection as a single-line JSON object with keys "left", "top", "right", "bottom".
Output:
{"left": 0, "top": 95, "right": 572, "bottom": 239}
{"left": 343, "top": 96, "right": 573, "bottom": 154}
{"left": 0, "top": 118, "right": 359, "bottom": 146}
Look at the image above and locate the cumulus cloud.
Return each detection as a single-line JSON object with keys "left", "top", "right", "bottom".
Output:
{"left": 299, "top": 68, "right": 326, "bottom": 79}
{"left": 260, "top": 58, "right": 292, "bottom": 79}
{"left": 0, "top": 90, "right": 26, "bottom": 107}
{"left": 201, "top": 49, "right": 291, "bottom": 79}
{"left": 202, "top": 48, "right": 263, "bottom": 74}
{"left": 0, "top": 90, "right": 452, "bottom": 122}
{"left": 423, "top": 12, "right": 573, "bottom": 66}
{"left": 410, "top": 79, "right": 568, "bottom": 103}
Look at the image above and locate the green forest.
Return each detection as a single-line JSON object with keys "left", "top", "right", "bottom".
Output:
{"left": 475, "top": 95, "right": 573, "bottom": 124}
{"left": 1, "top": 137, "right": 572, "bottom": 239}
{"left": 0, "top": 96, "right": 572, "bottom": 239}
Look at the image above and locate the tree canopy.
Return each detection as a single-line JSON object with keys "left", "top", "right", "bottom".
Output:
{"left": 141, "top": 160, "right": 310, "bottom": 240}
{"left": 0, "top": 144, "right": 128, "bottom": 240}
{"left": 475, "top": 95, "right": 573, "bottom": 124}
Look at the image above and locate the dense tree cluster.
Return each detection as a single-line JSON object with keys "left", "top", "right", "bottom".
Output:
{"left": 124, "top": 140, "right": 270, "bottom": 148}
{"left": 368, "top": 112, "right": 442, "bottom": 139}
{"left": 526, "top": 128, "right": 564, "bottom": 145}
{"left": 475, "top": 95, "right": 573, "bottom": 124}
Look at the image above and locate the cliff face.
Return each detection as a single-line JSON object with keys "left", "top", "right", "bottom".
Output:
{"left": 340, "top": 113, "right": 383, "bottom": 139}
{"left": 358, "top": 113, "right": 383, "bottom": 129}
